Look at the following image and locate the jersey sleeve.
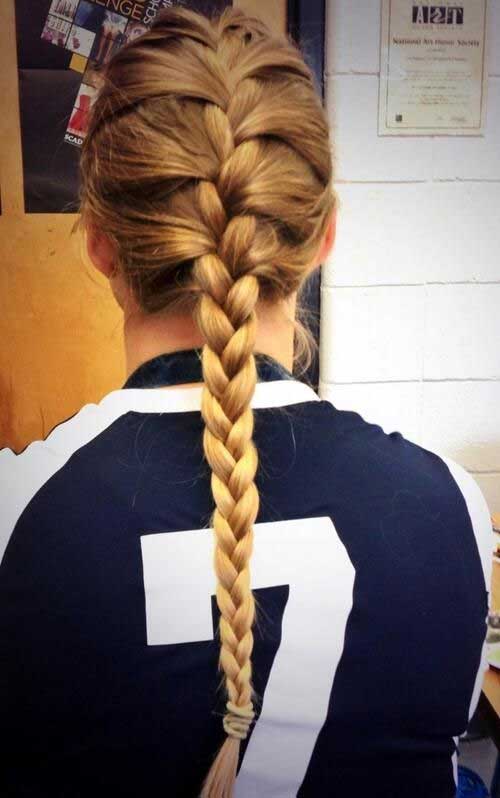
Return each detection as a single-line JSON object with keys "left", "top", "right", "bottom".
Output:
{"left": 440, "top": 454, "right": 493, "bottom": 727}
{"left": 441, "top": 455, "right": 493, "bottom": 602}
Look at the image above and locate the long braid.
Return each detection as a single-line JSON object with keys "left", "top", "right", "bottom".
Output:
{"left": 77, "top": 6, "right": 337, "bottom": 796}
{"left": 193, "top": 99, "right": 261, "bottom": 796}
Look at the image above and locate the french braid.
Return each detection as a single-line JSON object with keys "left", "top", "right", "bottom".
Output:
{"left": 77, "top": 6, "right": 337, "bottom": 796}
{"left": 194, "top": 208, "right": 261, "bottom": 793}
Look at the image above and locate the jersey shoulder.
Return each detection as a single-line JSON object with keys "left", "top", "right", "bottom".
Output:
{"left": 314, "top": 397, "right": 492, "bottom": 594}
{"left": 0, "top": 388, "right": 137, "bottom": 565}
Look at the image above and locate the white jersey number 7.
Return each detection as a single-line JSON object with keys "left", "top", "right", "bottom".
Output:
{"left": 141, "top": 516, "right": 355, "bottom": 798}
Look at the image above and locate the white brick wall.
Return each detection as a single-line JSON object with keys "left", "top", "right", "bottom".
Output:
{"left": 320, "top": 0, "right": 500, "bottom": 515}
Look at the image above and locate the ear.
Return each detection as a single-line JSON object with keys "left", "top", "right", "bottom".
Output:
{"left": 316, "top": 207, "right": 337, "bottom": 265}
{"left": 86, "top": 222, "right": 117, "bottom": 279}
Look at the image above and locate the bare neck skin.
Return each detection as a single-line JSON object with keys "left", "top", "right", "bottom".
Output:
{"left": 85, "top": 210, "right": 336, "bottom": 386}
{"left": 122, "top": 294, "right": 297, "bottom": 382}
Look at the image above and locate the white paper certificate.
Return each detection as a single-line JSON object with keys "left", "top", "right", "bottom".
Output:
{"left": 379, "top": 0, "right": 488, "bottom": 135}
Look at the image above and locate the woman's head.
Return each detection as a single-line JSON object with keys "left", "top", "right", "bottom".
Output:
{"left": 79, "top": 5, "right": 336, "bottom": 322}
{"left": 77, "top": 6, "right": 336, "bottom": 795}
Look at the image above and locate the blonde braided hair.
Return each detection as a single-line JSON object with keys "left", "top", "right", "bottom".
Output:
{"left": 77, "top": 6, "right": 336, "bottom": 795}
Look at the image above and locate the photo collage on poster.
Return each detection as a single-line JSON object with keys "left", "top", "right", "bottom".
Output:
{"left": 15, "top": 0, "right": 231, "bottom": 212}
{"left": 41, "top": 0, "right": 185, "bottom": 147}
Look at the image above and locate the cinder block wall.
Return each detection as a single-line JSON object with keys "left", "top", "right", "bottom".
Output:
{"left": 319, "top": 0, "right": 500, "bottom": 514}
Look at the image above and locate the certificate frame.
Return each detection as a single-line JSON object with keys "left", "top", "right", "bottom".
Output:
{"left": 378, "top": 0, "right": 488, "bottom": 136}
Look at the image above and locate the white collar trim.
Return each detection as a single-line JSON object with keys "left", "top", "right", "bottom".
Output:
{"left": 111, "top": 379, "right": 320, "bottom": 414}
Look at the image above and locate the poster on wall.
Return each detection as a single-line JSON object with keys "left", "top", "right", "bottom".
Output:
{"left": 15, "top": 0, "right": 231, "bottom": 213}
{"left": 378, "top": 0, "right": 488, "bottom": 135}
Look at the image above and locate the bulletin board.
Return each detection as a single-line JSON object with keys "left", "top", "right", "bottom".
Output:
{"left": 0, "top": 0, "right": 286, "bottom": 452}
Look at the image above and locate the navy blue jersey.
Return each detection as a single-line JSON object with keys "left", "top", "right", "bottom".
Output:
{"left": 0, "top": 349, "right": 492, "bottom": 797}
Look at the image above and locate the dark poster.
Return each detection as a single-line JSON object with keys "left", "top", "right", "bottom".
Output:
{"left": 15, "top": 0, "right": 232, "bottom": 213}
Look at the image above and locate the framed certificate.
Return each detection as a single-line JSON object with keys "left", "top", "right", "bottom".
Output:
{"left": 378, "top": 0, "right": 488, "bottom": 135}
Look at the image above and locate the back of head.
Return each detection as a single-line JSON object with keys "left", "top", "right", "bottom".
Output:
{"left": 77, "top": 6, "right": 336, "bottom": 795}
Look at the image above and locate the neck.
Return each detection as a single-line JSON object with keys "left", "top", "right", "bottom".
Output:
{"left": 123, "top": 295, "right": 297, "bottom": 380}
